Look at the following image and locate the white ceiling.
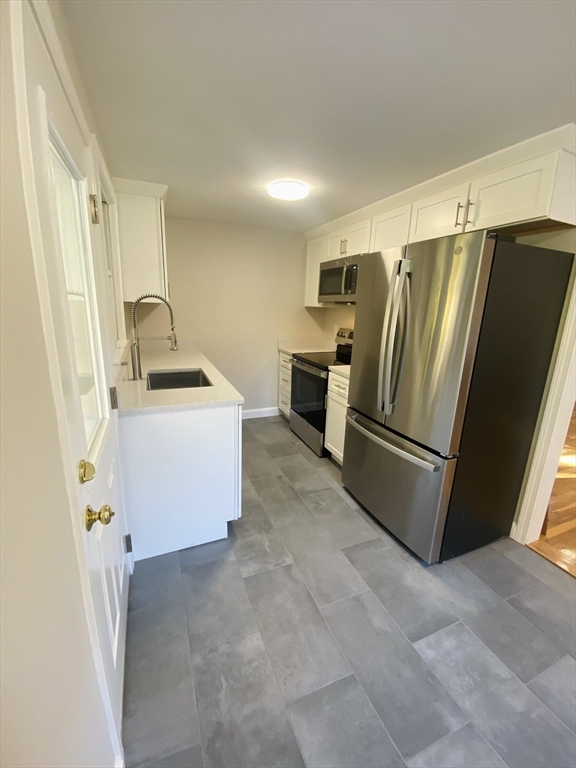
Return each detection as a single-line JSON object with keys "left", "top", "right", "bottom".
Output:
{"left": 61, "top": 0, "right": 576, "bottom": 232}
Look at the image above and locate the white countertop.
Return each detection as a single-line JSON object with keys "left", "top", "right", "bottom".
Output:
{"left": 117, "top": 343, "right": 244, "bottom": 416}
{"left": 329, "top": 364, "right": 351, "bottom": 380}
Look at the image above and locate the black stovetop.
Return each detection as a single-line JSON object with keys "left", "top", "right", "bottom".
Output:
{"left": 292, "top": 345, "right": 351, "bottom": 370}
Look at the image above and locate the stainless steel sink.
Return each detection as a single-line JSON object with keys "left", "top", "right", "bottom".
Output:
{"left": 147, "top": 368, "right": 212, "bottom": 391}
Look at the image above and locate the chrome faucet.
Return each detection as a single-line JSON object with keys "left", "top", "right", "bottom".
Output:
{"left": 130, "top": 293, "right": 178, "bottom": 380}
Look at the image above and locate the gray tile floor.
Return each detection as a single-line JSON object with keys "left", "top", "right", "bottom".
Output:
{"left": 123, "top": 416, "right": 576, "bottom": 768}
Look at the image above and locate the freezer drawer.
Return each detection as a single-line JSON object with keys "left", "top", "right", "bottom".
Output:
{"left": 342, "top": 410, "right": 456, "bottom": 563}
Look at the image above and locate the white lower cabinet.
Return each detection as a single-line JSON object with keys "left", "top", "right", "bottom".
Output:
{"left": 119, "top": 404, "right": 241, "bottom": 561}
{"left": 325, "top": 372, "right": 349, "bottom": 464}
{"left": 278, "top": 352, "right": 292, "bottom": 417}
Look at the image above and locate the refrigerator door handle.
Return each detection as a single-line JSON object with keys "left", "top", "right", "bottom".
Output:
{"left": 377, "top": 259, "right": 401, "bottom": 412}
{"left": 391, "top": 264, "right": 411, "bottom": 408}
{"left": 346, "top": 414, "right": 440, "bottom": 472}
{"left": 383, "top": 259, "right": 412, "bottom": 415}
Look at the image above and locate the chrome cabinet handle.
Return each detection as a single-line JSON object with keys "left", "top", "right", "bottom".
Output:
{"left": 455, "top": 202, "right": 464, "bottom": 228}
{"left": 464, "top": 200, "right": 474, "bottom": 226}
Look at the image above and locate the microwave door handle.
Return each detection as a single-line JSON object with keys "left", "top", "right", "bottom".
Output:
{"left": 377, "top": 260, "right": 401, "bottom": 412}
{"left": 341, "top": 264, "right": 347, "bottom": 296}
{"left": 391, "top": 262, "right": 412, "bottom": 408}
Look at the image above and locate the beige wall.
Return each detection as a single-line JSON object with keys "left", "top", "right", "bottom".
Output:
{"left": 134, "top": 218, "right": 355, "bottom": 410}
{"left": 1, "top": 5, "right": 116, "bottom": 766}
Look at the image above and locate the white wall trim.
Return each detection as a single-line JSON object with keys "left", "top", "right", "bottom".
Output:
{"left": 513, "top": 271, "right": 576, "bottom": 545}
{"left": 242, "top": 406, "right": 281, "bottom": 420}
{"left": 28, "top": 0, "right": 92, "bottom": 143}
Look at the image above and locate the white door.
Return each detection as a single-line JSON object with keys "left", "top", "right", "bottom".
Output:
{"left": 22, "top": 3, "right": 128, "bottom": 754}
{"left": 304, "top": 235, "right": 328, "bottom": 306}
{"left": 409, "top": 182, "right": 470, "bottom": 243}
{"left": 370, "top": 204, "right": 412, "bottom": 252}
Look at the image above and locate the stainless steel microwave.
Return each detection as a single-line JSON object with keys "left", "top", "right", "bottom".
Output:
{"left": 318, "top": 257, "right": 359, "bottom": 303}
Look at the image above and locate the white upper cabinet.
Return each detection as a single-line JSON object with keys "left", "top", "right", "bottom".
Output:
{"left": 327, "top": 230, "right": 347, "bottom": 260}
{"left": 113, "top": 178, "right": 169, "bottom": 303}
{"left": 304, "top": 235, "right": 328, "bottom": 307}
{"left": 345, "top": 219, "right": 372, "bottom": 256}
{"left": 408, "top": 183, "right": 470, "bottom": 243}
{"left": 370, "top": 204, "right": 412, "bottom": 252}
{"left": 465, "top": 152, "right": 573, "bottom": 232}
{"left": 327, "top": 219, "right": 372, "bottom": 260}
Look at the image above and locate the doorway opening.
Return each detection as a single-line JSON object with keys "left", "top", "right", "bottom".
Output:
{"left": 528, "top": 405, "right": 576, "bottom": 576}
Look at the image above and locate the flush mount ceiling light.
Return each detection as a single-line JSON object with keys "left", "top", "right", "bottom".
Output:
{"left": 267, "top": 179, "right": 310, "bottom": 201}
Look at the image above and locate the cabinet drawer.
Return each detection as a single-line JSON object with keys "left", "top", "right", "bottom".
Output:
{"left": 279, "top": 351, "right": 293, "bottom": 369}
{"left": 278, "top": 386, "right": 291, "bottom": 416}
{"left": 279, "top": 367, "right": 292, "bottom": 391}
{"left": 328, "top": 375, "right": 349, "bottom": 400}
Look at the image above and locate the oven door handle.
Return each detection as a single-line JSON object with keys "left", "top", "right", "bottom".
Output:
{"left": 291, "top": 359, "right": 328, "bottom": 379}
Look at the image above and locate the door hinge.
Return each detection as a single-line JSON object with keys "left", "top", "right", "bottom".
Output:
{"left": 109, "top": 386, "right": 119, "bottom": 410}
{"left": 124, "top": 533, "right": 133, "bottom": 554}
{"left": 89, "top": 193, "right": 100, "bottom": 224}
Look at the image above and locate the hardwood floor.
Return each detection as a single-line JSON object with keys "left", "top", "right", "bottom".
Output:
{"left": 528, "top": 405, "right": 576, "bottom": 577}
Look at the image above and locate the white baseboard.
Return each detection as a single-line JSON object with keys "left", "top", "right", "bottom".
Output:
{"left": 242, "top": 407, "right": 281, "bottom": 420}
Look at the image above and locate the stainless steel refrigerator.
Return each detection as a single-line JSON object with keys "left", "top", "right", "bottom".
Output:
{"left": 343, "top": 231, "right": 573, "bottom": 563}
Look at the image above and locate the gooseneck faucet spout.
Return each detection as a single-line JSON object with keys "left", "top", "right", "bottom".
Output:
{"left": 130, "top": 293, "right": 178, "bottom": 380}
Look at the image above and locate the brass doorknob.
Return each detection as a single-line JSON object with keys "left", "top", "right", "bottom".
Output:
{"left": 85, "top": 504, "right": 116, "bottom": 532}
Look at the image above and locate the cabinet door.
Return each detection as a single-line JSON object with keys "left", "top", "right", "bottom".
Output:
{"left": 465, "top": 153, "right": 558, "bottom": 232}
{"left": 117, "top": 192, "right": 167, "bottom": 301}
{"left": 408, "top": 183, "right": 470, "bottom": 244}
{"left": 344, "top": 218, "right": 372, "bottom": 256}
{"left": 304, "top": 235, "right": 328, "bottom": 307}
{"left": 325, "top": 391, "right": 348, "bottom": 464}
{"left": 327, "top": 230, "right": 347, "bottom": 261}
{"left": 370, "top": 205, "right": 412, "bottom": 252}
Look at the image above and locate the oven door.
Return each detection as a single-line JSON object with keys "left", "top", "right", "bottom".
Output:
{"left": 290, "top": 359, "right": 328, "bottom": 456}
{"left": 318, "top": 258, "right": 346, "bottom": 302}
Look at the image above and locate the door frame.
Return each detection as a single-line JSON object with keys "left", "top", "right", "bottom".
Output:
{"left": 14, "top": 0, "right": 128, "bottom": 763}
{"left": 512, "top": 272, "right": 576, "bottom": 545}
{"left": 95, "top": 138, "right": 128, "bottom": 363}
